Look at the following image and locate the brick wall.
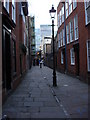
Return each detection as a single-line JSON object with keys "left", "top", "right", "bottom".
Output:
{"left": 57, "top": 2, "right": 89, "bottom": 82}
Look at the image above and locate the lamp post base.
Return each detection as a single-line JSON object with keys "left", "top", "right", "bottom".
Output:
{"left": 53, "top": 72, "right": 57, "bottom": 87}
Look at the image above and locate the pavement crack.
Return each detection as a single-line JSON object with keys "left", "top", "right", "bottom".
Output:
{"left": 48, "top": 84, "right": 70, "bottom": 119}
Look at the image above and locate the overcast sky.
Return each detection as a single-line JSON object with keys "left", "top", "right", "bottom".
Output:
{"left": 28, "top": 0, "right": 60, "bottom": 29}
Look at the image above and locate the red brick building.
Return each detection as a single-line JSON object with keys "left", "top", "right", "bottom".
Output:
{"left": 2, "top": 1, "right": 28, "bottom": 102}
{"left": 57, "top": 1, "right": 90, "bottom": 83}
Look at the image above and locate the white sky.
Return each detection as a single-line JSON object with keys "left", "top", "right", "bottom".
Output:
{"left": 28, "top": 0, "right": 60, "bottom": 29}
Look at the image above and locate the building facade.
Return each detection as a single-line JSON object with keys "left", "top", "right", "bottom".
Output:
{"left": 43, "top": 37, "right": 52, "bottom": 55}
{"left": 2, "top": 1, "right": 28, "bottom": 102}
{"left": 40, "top": 25, "right": 51, "bottom": 57}
{"left": 35, "top": 28, "right": 41, "bottom": 52}
{"left": 30, "top": 16, "right": 36, "bottom": 63}
{"left": 57, "top": 1, "right": 90, "bottom": 83}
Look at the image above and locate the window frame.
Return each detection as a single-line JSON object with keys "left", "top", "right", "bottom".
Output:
{"left": 74, "top": 14, "right": 78, "bottom": 40}
{"left": 60, "top": 10, "right": 62, "bottom": 26}
{"left": 12, "top": 0, "right": 16, "bottom": 23}
{"left": 4, "top": 0, "right": 9, "bottom": 13}
{"left": 66, "top": 24, "right": 69, "bottom": 44}
{"left": 62, "top": 29, "right": 65, "bottom": 45}
{"left": 84, "top": 1, "right": 90, "bottom": 25}
{"left": 24, "top": 32, "right": 26, "bottom": 45}
{"left": 69, "top": 0, "right": 73, "bottom": 15}
{"left": 58, "top": 33, "right": 60, "bottom": 48}
{"left": 73, "top": 0, "right": 77, "bottom": 10}
{"left": 61, "top": 6, "right": 64, "bottom": 23}
{"left": 87, "top": 40, "right": 90, "bottom": 71}
{"left": 70, "top": 20, "right": 74, "bottom": 42}
{"left": 61, "top": 51, "right": 64, "bottom": 64}
{"left": 60, "top": 31, "right": 63, "bottom": 47}
{"left": 66, "top": 2, "right": 69, "bottom": 18}
{"left": 70, "top": 48, "right": 75, "bottom": 65}
{"left": 58, "top": 13, "right": 60, "bottom": 28}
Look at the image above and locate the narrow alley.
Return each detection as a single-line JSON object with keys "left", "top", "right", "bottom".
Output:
{"left": 2, "top": 66, "right": 88, "bottom": 119}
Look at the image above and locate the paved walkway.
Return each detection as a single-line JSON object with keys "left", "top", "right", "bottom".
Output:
{"left": 2, "top": 66, "right": 88, "bottom": 119}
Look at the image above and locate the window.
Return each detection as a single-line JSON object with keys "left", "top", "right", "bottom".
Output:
{"left": 74, "top": 15, "right": 78, "bottom": 40}
{"left": 32, "top": 46, "right": 35, "bottom": 50}
{"left": 85, "top": 1, "right": 90, "bottom": 25}
{"left": 58, "top": 33, "right": 60, "bottom": 48}
{"left": 13, "top": 40, "right": 16, "bottom": 73}
{"left": 12, "top": 0, "right": 16, "bottom": 23}
{"left": 24, "top": 32, "right": 25, "bottom": 45}
{"left": 60, "top": 11, "right": 62, "bottom": 26}
{"left": 62, "top": 29, "right": 65, "bottom": 45}
{"left": 70, "top": 48, "right": 75, "bottom": 65}
{"left": 66, "top": 24, "right": 69, "bottom": 44}
{"left": 61, "top": 6, "right": 64, "bottom": 23}
{"left": 58, "top": 14, "right": 60, "bottom": 27}
{"left": 4, "top": 0, "right": 9, "bottom": 13}
{"left": 87, "top": 41, "right": 90, "bottom": 71}
{"left": 61, "top": 51, "right": 64, "bottom": 64}
{"left": 60, "top": 31, "right": 63, "bottom": 47}
{"left": 21, "top": 7, "right": 25, "bottom": 23}
{"left": 70, "top": 20, "right": 74, "bottom": 42}
{"left": 69, "top": 0, "right": 73, "bottom": 15}
{"left": 73, "top": 0, "right": 77, "bottom": 10}
{"left": 66, "top": 2, "right": 69, "bottom": 18}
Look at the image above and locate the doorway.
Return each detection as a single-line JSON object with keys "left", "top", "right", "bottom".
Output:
{"left": 2, "top": 29, "right": 11, "bottom": 90}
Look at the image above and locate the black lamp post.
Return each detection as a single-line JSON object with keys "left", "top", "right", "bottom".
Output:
{"left": 49, "top": 5, "right": 57, "bottom": 87}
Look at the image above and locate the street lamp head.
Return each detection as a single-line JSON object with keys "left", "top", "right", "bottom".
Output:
{"left": 49, "top": 5, "right": 56, "bottom": 20}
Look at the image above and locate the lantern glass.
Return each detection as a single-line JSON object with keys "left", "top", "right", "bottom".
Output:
{"left": 49, "top": 5, "right": 56, "bottom": 19}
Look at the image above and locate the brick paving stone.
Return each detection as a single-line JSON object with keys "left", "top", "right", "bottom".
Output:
{"left": 24, "top": 102, "right": 43, "bottom": 107}
{"left": 2, "top": 66, "right": 88, "bottom": 118}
